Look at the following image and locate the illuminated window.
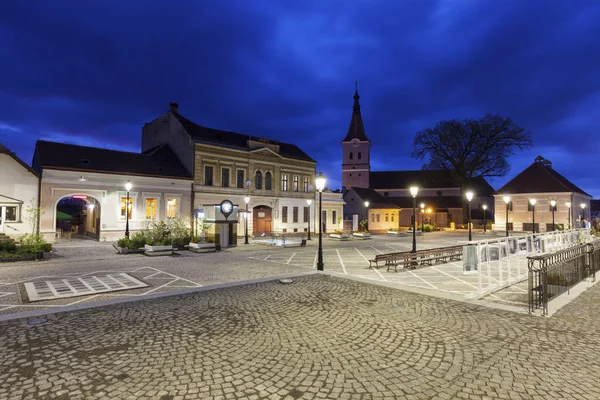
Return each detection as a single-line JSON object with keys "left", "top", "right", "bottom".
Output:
{"left": 385, "top": 213, "right": 389, "bottom": 222}
{"left": 332, "top": 210, "right": 337, "bottom": 224}
{"left": 293, "top": 176, "right": 299, "bottom": 192}
{"left": 167, "top": 198, "right": 178, "bottom": 219}
{"left": 145, "top": 198, "right": 158, "bottom": 220}
{"left": 303, "top": 177, "right": 309, "bottom": 192}
{"left": 391, "top": 214, "right": 395, "bottom": 222}
{"left": 376, "top": 214, "right": 380, "bottom": 222}
{"left": 120, "top": 197, "right": 133, "bottom": 220}
{"left": 281, "top": 174, "right": 288, "bottom": 191}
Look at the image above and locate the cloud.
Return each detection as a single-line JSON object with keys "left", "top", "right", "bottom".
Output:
{"left": 1, "top": 0, "right": 599, "bottom": 197}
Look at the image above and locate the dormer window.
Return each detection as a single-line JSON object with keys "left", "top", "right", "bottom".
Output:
{"left": 81, "top": 158, "right": 89, "bottom": 164}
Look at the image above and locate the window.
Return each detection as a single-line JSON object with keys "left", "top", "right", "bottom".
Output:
{"left": 237, "top": 170, "right": 245, "bottom": 188}
{"left": 282, "top": 206, "right": 288, "bottom": 223}
{"left": 349, "top": 152, "right": 353, "bottom": 160}
{"left": 265, "top": 171, "right": 272, "bottom": 190}
{"left": 303, "top": 177, "right": 309, "bottom": 192}
{"left": 281, "top": 174, "right": 288, "bottom": 191}
{"left": 120, "top": 197, "right": 133, "bottom": 220}
{"left": 376, "top": 214, "right": 380, "bottom": 222}
{"left": 304, "top": 206, "right": 309, "bottom": 223}
{"left": 391, "top": 214, "right": 395, "bottom": 222}
{"left": 385, "top": 213, "right": 389, "bottom": 222}
{"left": 293, "top": 207, "right": 299, "bottom": 223}
{"left": 145, "top": 198, "right": 158, "bottom": 220}
{"left": 5, "top": 206, "right": 18, "bottom": 222}
{"left": 358, "top": 152, "right": 361, "bottom": 159}
{"left": 371, "top": 214, "right": 375, "bottom": 222}
{"left": 221, "top": 168, "right": 230, "bottom": 187}
{"left": 204, "top": 166, "right": 214, "bottom": 186}
{"left": 292, "top": 176, "right": 299, "bottom": 192}
{"left": 167, "top": 198, "right": 178, "bottom": 219}
{"left": 255, "top": 171, "right": 262, "bottom": 189}
{"left": 332, "top": 210, "right": 337, "bottom": 225}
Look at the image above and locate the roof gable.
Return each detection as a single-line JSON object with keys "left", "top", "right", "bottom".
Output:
{"left": 0, "top": 143, "right": 39, "bottom": 177}
{"left": 344, "top": 187, "right": 399, "bottom": 209}
{"left": 495, "top": 160, "right": 590, "bottom": 196}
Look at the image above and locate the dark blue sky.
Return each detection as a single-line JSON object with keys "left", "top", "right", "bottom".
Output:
{"left": 1, "top": 1, "right": 599, "bottom": 197}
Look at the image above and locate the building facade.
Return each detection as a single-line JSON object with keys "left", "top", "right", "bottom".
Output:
{"left": 493, "top": 156, "right": 592, "bottom": 232}
{"left": 142, "top": 102, "right": 319, "bottom": 239}
{"left": 0, "top": 144, "right": 39, "bottom": 238}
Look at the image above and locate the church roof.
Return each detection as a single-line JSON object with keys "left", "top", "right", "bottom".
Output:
{"left": 172, "top": 112, "right": 315, "bottom": 163}
{"left": 344, "top": 187, "right": 399, "bottom": 209}
{"left": 342, "top": 85, "right": 369, "bottom": 142}
{"left": 370, "top": 170, "right": 495, "bottom": 196}
{"left": 34, "top": 141, "right": 192, "bottom": 179}
{"left": 495, "top": 156, "right": 590, "bottom": 196}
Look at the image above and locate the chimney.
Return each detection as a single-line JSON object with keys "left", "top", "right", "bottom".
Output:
{"left": 169, "top": 102, "right": 179, "bottom": 113}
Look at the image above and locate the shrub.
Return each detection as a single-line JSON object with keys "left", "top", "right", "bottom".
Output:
{"left": 0, "top": 241, "right": 17, "bottom": 252}
{"left": 129, "top": 232, "right": 147, "bottom": 249}
{"left": 117, "top": 237, "right": 131, "bottom": 248}
{"left": 42, "top": 243, "right": 53, "bottom": 252}
{"left": 17, "top": 234, "right": 48, "bottom": 251}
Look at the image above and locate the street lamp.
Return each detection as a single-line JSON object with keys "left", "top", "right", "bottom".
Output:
{"left": 566, "top": 202, "right": 571, "bottom": 230}
{"left": 364, "top": 201, "right": 370, "bottom": 232}
{"left": 466, "top": 191, "right": 474, "bottom": 241}
{"left": 306, "top": 199, "right": 312, "bottom": 240}
{"left": 420, "top": 203, "right": 425, "bottom": 234}
{"left": 244, "top": 196, "right": 250, "bottom": 244}
{"left": 410, "top": 186, "right": 418, "bottom": 253}
{"left": 482, "top": 204, "right": 487, "bottom": 233}
{"left": 529, "top": 198, "right": 537, "bottom": 233}
{"left": 124, "top": 181, "right": 132, "bottom": 237}
{"left": 315, "top": 172, "right": 326, "bottom": 271}
{"left": 549, "top": 199, "right": 556, "bottom": 231}
{"left": 580, "top": 203, "right": 586, "bottom": 227}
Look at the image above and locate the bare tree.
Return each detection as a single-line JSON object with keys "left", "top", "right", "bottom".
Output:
{"left": 411, "top": 114, "right": 533, "bottom": 184}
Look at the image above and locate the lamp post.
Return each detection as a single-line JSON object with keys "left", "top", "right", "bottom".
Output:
{"left": 566, "top": 202, "right": 571, "bottom": 230}
{"left": 364, "top": 201, "right": 370, "bottom": 232}
{"left": 482, "top": 204, "right": 487, "bottom": 233}
{"left": 420, "top": 203, "right": 425, "bottom": 234}
{"left": 503, "top": 195, "right": 511, "bottom": 237}
{"left": 124, "top": 181, "right": 132, "bottom": 237}
{"left": 580, "top": 203, "right": 586, "bottom": 227}
{"left": 244, "top": 196, "right": 250, "bottom": 244}
{"left": 549, "top": 199, "right": 556, "bottom": 231}
{"left": 529, "top": 198, "right": 537, "bottom": 233}
{"left": 466, "top": 191, "right": 473, "bottom": 241}
{"left": 410, "top": 186, "right": 418, "bottom": 253}
{"left": 306, "top": 199, "right": 312, "bottom": 240}
{"left": 315, "top": 172, "right": 326, "bottom": 271}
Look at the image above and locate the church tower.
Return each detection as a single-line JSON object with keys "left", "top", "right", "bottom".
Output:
{"left": 341, "top": 83, "right": 370, "bottom": 190}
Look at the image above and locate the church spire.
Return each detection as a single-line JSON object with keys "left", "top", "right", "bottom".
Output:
{"left": 343, "top": 82, "right": 369, "bottom": 142}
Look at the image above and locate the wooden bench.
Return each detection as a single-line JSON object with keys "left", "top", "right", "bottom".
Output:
{"left": 373, "top": 245, "right": 464, "bottom": 272}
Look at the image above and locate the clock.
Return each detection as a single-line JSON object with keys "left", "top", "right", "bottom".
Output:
{"left": 351, "top": 138, "right": 360, "bottom": 148}
{"left": 220, "top": 200, "right": 233, "bottom": 214}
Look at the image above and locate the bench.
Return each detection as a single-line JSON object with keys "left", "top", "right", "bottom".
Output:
{"left": 371, "top": 245, "right": 464, "bottom": 272}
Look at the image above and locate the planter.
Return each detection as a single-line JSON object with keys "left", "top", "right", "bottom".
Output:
{"left": 113, "top": 244, "right": 144, "bottom": 254}
{"left": 353, "top": 232, "right": 371, "bottom": 238}
{"left": 329, "top": 233, "right": 351, "bottom": 240}
{"left": 144, "top": 244, "right": 173, "bottom": 252}
{"left": 189, "top": 242, "right": 217, "bottom": 253}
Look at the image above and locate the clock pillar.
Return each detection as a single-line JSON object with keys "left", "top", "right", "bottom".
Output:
{"left": 341, "top": 83, "right": 370, "bottom": 190}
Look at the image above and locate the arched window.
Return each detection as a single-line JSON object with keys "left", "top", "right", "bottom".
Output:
{"left": 358, "top": 152, "right": 362, "bottom": 159}
{"left": 265, "top": 171, "right": 272, "bottom": 190}
{"left": 349, "top": 152, "right": 353, "bottom": 160}
{"left": 255, "top": 171, "right": 262, "bottom": 189}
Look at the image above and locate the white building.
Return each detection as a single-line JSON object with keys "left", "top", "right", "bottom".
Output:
{"left": 0, "top": 144, "right": 39, "bottom": 238}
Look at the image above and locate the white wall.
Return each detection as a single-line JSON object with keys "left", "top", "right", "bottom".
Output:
{"left": 0, "top": 153, "right": 39, "bottom": 238}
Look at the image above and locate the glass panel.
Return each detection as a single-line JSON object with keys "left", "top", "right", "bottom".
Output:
{"left": 303, "top": 177, "right": 309, "bottom": 192}
{"left": 265, "top": 172, "right": 272, "bottom": 190}
{"left": 205, "top": 166, "right": 213, "bottom": 186}
{"left": 281, "top": 174, "right": 288, "bottom": 191}
{"left": 237, "top": 170, "right": 245, "bottom": 188}
{"left": 255, "top": 171, "right": 262, "bottom": 189}
{"left": 120, "top": 198, "right": 133, "bottom": 220}
{"left": 293, "top": 176, "right": 299, "bottom": 192}
{"left": 304, "top": 206, "right": 309, "bottom": 223}
{"left": 167, "top": 198, "right": 178, "bottom": 219}
{"left": 5, "top": 206, "right": 17, "bottom": 222}
{"left": 282, "top": 206, "right": 288, "bottom": 223}
{"left": 145, "top": 198, "right": 158, "bottom": 220}
{"left": 221, "top": 168, "right": 229, "bottom": 187}
{"left": 332, "top": 211, "right": 337, "bottom": 224}
{"left": 293, "top": 207, "right": 298, "bottom": 223}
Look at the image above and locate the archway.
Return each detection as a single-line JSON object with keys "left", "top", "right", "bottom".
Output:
{"left": 55, "top": 194, "right": 101, "bottom": 241}
{"left": 253, "top": 205, "right": 272, "bottom": 235}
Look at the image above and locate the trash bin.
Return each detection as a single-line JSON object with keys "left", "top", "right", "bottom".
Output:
{"left": 36, "top": 250, "right": 44, "bottom": 260}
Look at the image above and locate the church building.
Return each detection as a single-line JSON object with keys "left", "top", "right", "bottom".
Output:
{"left": 341, "top": 86, "right": 494, "bottom": 231}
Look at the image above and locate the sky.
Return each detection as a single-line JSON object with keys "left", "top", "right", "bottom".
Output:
{"left": 1, "top": 1, "right": 599, "bottom": 197}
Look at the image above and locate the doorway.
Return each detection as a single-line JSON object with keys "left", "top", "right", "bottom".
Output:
{"left": 56, "top": 195, "right": 101, "bottom": 240}
{"left": 253, "top": 205, "right": 272, "bottom": 234}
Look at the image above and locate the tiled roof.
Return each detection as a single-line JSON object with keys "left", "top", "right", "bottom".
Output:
{"left": 495, "top": 160, "right": 590, "bottom": 197}
{"left": 342, "top": 88, "right": 369, "bottom": 142}
{"left": 172, "top": 113, "right": 315, "bottom": 163}
{"left": 386, "top": 195, "right": 464, "bottom": 209}
{"left": 34, "top": 141, "right": 192, "bottom": 179}
{"left": 370, "top": 170, "right": 495, "bottom": 195}
{"left": 344, "top": 187, "right": 399, "bottom": 209}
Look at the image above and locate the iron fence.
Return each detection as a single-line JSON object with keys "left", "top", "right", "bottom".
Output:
{"left": 528, "top": 239, "right": 600, "bottom": 315}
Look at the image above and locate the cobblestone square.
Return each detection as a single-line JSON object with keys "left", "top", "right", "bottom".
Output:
{"left": 1, "top": 274, "right": 600, "bottom": 399}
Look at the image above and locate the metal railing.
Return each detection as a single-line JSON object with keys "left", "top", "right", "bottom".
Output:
{"left": 528, "top": 239, "right": 600, "bottom": 315}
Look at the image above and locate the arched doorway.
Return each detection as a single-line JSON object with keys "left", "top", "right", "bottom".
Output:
{"left": 55, "top": 195, "right": 101, "bottom": 241}
{"left": 253, "top": 205, "right": 272, "bottom": 234}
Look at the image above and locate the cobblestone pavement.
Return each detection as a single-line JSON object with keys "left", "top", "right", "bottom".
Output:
{"left": 0, "top": 232, "right": 542, "bottom": 316}
{"left": 1, "top": 274, "right": 600, "bottom": 399}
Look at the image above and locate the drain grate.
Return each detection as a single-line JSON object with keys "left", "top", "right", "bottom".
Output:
{"left": 24, "top": 273, "right": 148, "bottom": 302}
